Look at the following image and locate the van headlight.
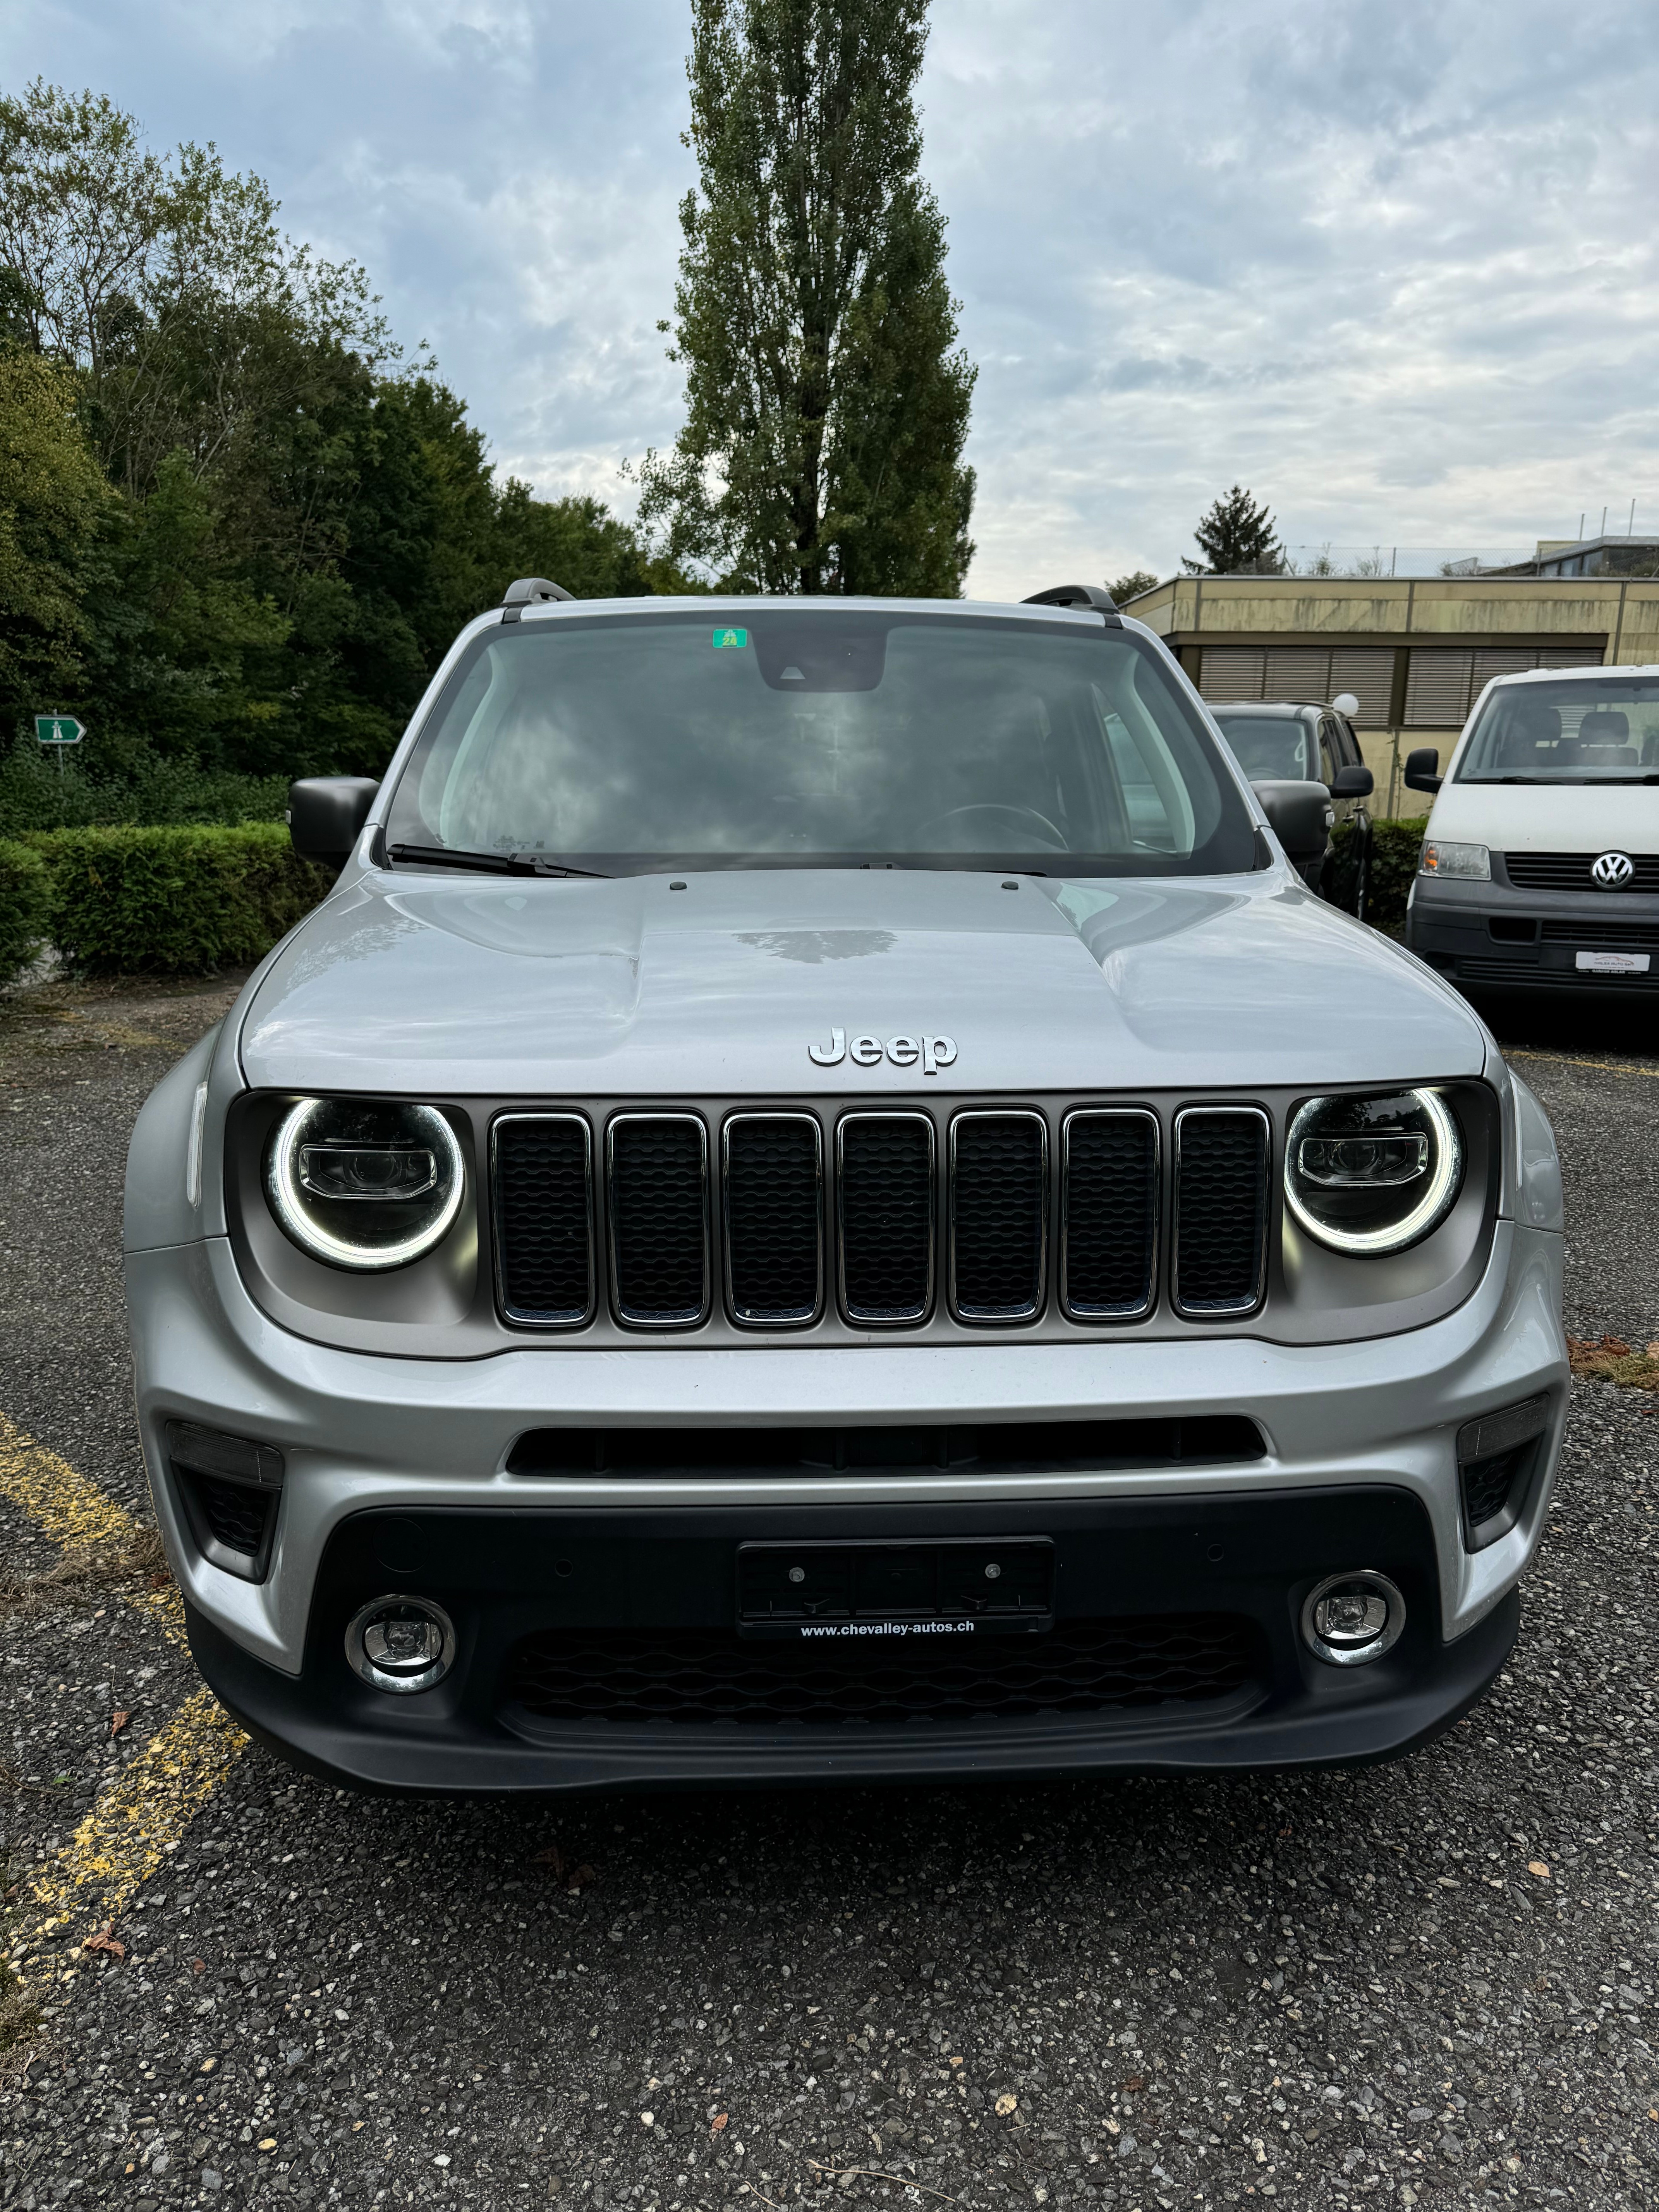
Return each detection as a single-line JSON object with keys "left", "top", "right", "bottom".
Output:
{"left": 1284, "top": 1089, "right": 1462, "bottom": 1255}
{"left": 266, "top": 1098, "right": 464, "bottom": 1270}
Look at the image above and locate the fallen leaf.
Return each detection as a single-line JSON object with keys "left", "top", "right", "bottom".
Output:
{"left": 565, "top": 1863, "right": 596, "bottom": 1893}
{"left": 191, "top": 1959, "right": 206, "bottom": 1975}
{"left": 110, "top": 1710, "right": 131, "bottom": 1736}
{"left": 531, "top": 1844, "right": 567, "bottom": 1877}
{"left": 995, "top": 2093, "right": 1018, "bottom": 2117}
{"left": 1647, "top": 1342, "right": 1659, "bottom": 1361}
{"left": 948, "top": 2055, "right": 963, "bottom": 2067}
{"left": 711, "top": 2112, "right": 728, "bottom": 2131}
{"left": 82, "top": 1923, "right": 125, "bottom": 1960}
{"left": 1528, "top": 1861, "right": 1551, "bottom": 1879}
{"left": 1122, "top": 2075, "right": 1147, "bottom": 2094}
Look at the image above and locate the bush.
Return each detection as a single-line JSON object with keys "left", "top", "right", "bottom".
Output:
{"left": 1364, "top": 818, "right": 1424, "bottom": 940}
{"left": 0, "top": 744, "right": 289, "bottom": 839}
{"left": 41, "top": 823, "right": 333, "bottom": 977}
{"left": 0, "top": 837, "right": 52, "bottom": 986}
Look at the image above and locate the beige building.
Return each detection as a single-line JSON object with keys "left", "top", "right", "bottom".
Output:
{"left": 1122, "top": 574, "right": 1659, "bottom": 817}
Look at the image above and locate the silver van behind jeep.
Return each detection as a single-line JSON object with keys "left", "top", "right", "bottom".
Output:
{"left": 124, "top": 581, "right": 1567, "bottom": 1797}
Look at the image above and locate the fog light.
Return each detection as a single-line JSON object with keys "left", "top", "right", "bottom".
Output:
{"left": 345, "top": 1594, "right": 456, "bottom": 1694}
{"left": 1300, "top": 1570, "right": 1404, "bottom": 1668}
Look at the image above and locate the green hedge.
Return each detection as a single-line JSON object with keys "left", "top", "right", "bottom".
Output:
{"left": 39, "top": 824, "right": 333, "bottom": 977}
{"left": 0, "top": 838, "right": 53, "bottom": 986}
{"left": 1364, "top": 819, "right": 1423, "bottom": 940}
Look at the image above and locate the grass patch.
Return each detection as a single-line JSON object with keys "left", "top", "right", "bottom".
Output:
{"left": 1566, "top": 1333, "right": 1659, "bottom": 1390}
{"left": 0, "top": 1528, "right": 169, "bottom": 1622}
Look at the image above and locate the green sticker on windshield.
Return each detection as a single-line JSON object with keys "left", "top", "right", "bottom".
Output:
{"left": 712, "top": 627, "right": 748, "bottom": 649}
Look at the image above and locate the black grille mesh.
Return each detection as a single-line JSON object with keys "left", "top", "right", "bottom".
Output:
{"left": 193, "top": 1476, "right": 272, "bottom": 1559}
{"left": 839, "top": 1116, "right": 934, "bottom": 1322}
{"left": 952, "top": 1115, "right": 1045, "bottom": 1318}
{"left": 1063, "top": 1111, "right": 1157, "bottom": 1317}
{"left": 609, "top": 1118, "right": 708, "bottom": 1324}
{"left": 1462, "top": 1448, "right": 1527, "bottom": 1534}
{"left": 1504, "top": 850, "right": 1659, "bottom": 893}
{"left": 1540, "top": 917, "right": 1659, "bottom": 946}
{"left": 725, "top": 1117, "right": 821, "bottom": 1323}
{"left": 505, "top": 1614, "right": 1260, "bottom": 1726}
{"left": 1174, "top": 1111, "right": 1268, "bottom": 1314}
{"left": 494, "top": 1117, "right": 592, "bottom": 1324}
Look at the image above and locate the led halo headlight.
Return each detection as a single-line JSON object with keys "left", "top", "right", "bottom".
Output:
{"left": 1284, "top": 1087, "right": 1462, "bottom": 1257}
{"left": 266, "top": 1096, "right": 464, "bottom": 1271}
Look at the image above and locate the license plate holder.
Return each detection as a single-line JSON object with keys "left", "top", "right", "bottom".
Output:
{"left": 1576, "top": 950, "right": 1650, "bottom": 974}
{"left": 737, "top": 1539, "right": 1053, "bottom": 1640}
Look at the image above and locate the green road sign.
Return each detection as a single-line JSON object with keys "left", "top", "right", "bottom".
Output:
{"left": 34, "top": 714, "right": 85, "bottom": 745}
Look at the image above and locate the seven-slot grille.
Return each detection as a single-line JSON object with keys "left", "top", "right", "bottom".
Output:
{"left": 492, "top": 1103, "right": 1273, "bottom": 1332}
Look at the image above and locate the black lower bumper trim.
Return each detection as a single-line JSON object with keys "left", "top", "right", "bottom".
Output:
{"left": 183, "top": 1487, "right": 1522, "bottom": 1796}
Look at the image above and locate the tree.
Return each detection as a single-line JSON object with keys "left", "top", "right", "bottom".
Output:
{"left": 1109, "top": 568, "right": 1159, "bottom": 603}
{"left": 1183, "top": 486, "right": 1282, "bottom": 576}
{"left": 635, "top": 0, "right": 976, "bottom": 595}
{"left": 0, "top": 348, "right": 111, "bottom": 733}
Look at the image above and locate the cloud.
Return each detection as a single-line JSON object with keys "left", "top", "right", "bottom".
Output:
{"left": 3, "top": 0, "right": 1655, "bottom": 596}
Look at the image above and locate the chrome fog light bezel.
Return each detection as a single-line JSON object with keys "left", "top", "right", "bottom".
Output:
{"left": 344, "top": 1594, "right": 457, "bottom": 1694}
{"left": 1300, "top": 1569, "right": 1405, "bottom": 1667}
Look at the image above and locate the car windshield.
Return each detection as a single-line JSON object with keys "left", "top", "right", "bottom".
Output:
{"left": 1456, "top": 677, "right": 1659, "bottom": 782}
{"left": 1211, "top": 712, "right": 1316, "bottom": 783}
{"left": 383, "top": 608, "right": 1257, "bottom": 876}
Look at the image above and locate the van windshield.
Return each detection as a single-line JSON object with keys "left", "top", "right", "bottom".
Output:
{"left": 382, "top": 608, "right": 1258, "bottom": 876}
{"left": 1457, "top": 677, "right": 1659, "bottom": 783}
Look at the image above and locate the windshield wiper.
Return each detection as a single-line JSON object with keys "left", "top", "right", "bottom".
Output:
{"left": 386, "top": 843, "right": 611, "bottom": 879}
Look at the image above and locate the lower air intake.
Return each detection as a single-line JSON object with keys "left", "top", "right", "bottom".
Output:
{"left": 503, "top": 1614, "right": 1261, "bottom": 1726}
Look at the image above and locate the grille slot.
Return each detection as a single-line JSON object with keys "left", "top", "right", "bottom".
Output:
{"left": 504, "top": 1613, "right": 1262, "bottom": 1726}
{"left": 950, "top": 1111, "right": 1047, "bottom": 1322}
{"left": 838, "top": 1113, "right": 935, "bottom": 1325}
{"left": 492, "top": 1115, "right": 594, "bottom": 1326}
{"left": 1061, "top": 1109, "right": 1158, "bottom": 1320}
{"left": 1173, "top": 1107, "right": 1269, "bottom": 1317}
{"left": 1503, "top": 850, "right": 1659, "bottom": 893}
{"left": 723, "top": 1114, "right": 822, "bottom": 1326}
{"left": 1540, "top": 917, "right": 1659, "bottom": 946}
{"left": 607, "top": 1115, "right": 710, "bottom": 1328}
{"left": 1459, "top": 955, "right": 1659, "bottom": 988}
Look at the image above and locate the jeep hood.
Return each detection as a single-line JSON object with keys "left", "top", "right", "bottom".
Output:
{"left": 236, "top": 866, "right": 1486, "bottom": 1096}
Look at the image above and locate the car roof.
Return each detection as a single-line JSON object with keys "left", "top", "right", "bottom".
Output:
{"left": 1206, "top": 699, "right": 1327, "bottom": 716}
{"left": 1485, "top": 662, "right": 1659, "bottom": 689}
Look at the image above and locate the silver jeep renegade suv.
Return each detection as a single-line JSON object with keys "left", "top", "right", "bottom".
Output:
{"left": 123, "top": 582, "right": 1568, "bottom": 1795}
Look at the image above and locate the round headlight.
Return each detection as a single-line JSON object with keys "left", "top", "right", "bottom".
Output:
{"left": 1284, "top": 1088, "right": 1462, "bottom": 1256}
{"left": 266, "top": 1097, "right": 464, "bottom": 1271}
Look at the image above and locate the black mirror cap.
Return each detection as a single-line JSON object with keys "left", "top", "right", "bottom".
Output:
{"left": 1330, "top": 762, "right": 1374, "bottom": 798}
{"left": 289, "top": 777, "right": 380, "bottom": 871}
{"left": 1403, "top": 747, "right": 1443, "bottom": 795}
{"left": 1252, "top": 778, "right": 1334, "bottom": 864}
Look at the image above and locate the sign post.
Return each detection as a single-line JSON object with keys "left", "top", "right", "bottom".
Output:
{"left": 33, "top": 714, "right": 86, "bottom": 779}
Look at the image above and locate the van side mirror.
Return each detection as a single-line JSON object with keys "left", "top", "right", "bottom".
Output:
{"left": 1403, "top": 748, "right": 1443, "bottom": 795}
{"left": 1252, "top": 779, "right": 1334, "bottom": 864}
{"left": 289, "top": 777, "right": 380, "bottom": 870}
{"left": 1330, "top": 764, "right": 1374, "bottom": 798}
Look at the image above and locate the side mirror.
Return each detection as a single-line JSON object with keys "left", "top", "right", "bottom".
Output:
{"left": 1403, "top": 747, "right": 1443, "bottom": 795}
{"left": 1252, "top": 779, "right": 1334, "bottom": 864}
{"left": 289, "top": 777, "right": 380, "bottom": 870}
{"left": 1330, "top": 763, "right": 1374, "bottom": 798}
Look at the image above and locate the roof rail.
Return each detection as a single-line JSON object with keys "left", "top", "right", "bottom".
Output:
{"left": 501, "top": 576, "right": 575, "bottom": 623}
{"left": 1022, "top": 583, "right": 1122, "bottom": 626}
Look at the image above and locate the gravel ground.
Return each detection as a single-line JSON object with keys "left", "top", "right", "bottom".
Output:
{"left": 2, "top": 975, "right": 1657, "bottom": 2212}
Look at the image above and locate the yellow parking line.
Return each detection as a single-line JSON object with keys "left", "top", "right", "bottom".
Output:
{"left": 1508, "top": 1048, "right": 1659, "bottom": 1081}
{"left": 12, "top": 1688, "right": 247, "bottom": 1987}
{"left": 1, "top": 1410, "right": 248, "bottom": 1990}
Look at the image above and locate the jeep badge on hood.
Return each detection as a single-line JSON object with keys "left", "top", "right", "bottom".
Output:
{"left": 808, "top": 1029, "right": 957, "bottom": 1074}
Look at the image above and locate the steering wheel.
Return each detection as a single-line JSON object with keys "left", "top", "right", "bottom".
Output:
{"left": 922, "top": 803, "right": 1070, "bottom": 850}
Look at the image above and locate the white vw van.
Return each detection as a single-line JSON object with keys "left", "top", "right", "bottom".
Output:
{"left": 1404, "top": 665, "right": 1659, "bottom": 999}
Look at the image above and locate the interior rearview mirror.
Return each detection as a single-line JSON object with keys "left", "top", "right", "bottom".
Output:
{"left": 289, "top": 777, "right": 381, "bottom": 871}
{"left": 1403, "top": 748, "right": 1443, "bottom": 795}
{"left": 1251, "top": 779, "right": 1333, "bottom": 864}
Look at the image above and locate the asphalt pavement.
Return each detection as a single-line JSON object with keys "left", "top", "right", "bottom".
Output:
{"left": 1, "top": 972, "right": 1656, "bottom": 2212}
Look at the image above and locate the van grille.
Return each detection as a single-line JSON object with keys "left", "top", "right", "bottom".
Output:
{"left": 1503, "top": 850, "right": 1659, "bottom": 893}
{"left": 491, "top": 1099, "right": 1273, "bottom": 1333}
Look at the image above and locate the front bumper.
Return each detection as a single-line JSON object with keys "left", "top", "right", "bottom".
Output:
{"left": 184, "top": 1492, "right": 1521, "bottom": 1795}
{"left": 1407, "top": 870, "right": 1659, "bottom": 993}
{"left": 129, "top": 1220, "right": 1565, "bottom": 1789}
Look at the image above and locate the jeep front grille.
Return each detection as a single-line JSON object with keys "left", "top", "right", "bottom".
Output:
{"left": 491, "top": 1097, "right": 1274, "bottom": 1334}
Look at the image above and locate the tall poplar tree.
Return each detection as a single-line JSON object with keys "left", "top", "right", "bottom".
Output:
{"left": 636, "top": 0, "right": 976, "bottom": 596}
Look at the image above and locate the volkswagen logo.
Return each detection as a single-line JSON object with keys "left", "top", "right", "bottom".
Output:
{"left": 1592, "top": 850, "right": 1636, "bottom": 891}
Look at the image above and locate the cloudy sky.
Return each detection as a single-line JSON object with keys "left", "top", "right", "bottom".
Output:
{"left": 4, "top": 0, "right": 1655, "bottom": 598}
